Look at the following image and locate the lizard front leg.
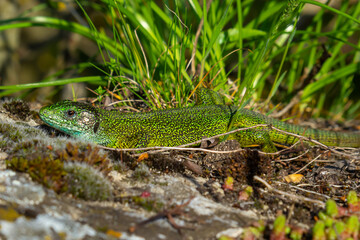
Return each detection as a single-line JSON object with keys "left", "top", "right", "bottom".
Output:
{"left": 230, "top": 129, "right": 277, "bottom": 152}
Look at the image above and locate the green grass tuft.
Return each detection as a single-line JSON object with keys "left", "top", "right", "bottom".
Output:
{"left": 0, "top": 0, "right": 358, "bottom": 119}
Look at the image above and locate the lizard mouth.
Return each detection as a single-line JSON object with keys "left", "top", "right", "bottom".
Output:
{"left": 39, "top": 109, "right": 81, "bottom": 135}
{"left": 39, "top": 110, "right": 58, "bottom": 127}
{"left": 39, "top": 111, "right": 53, "bottom": 125}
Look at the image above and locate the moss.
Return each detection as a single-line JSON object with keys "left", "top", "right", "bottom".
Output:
{"left": 132, "top": 163, "right": 151, "bottom": 181}
{"left": 131, "top": 196, "right": 163, "bottom": 212}
{"left": 3, "top": 100, "right": 31, "bottom": 121}
{"left": 6, "top": 155, "right": 68, "bottom": 193}
{"left": 64, "top": 162, "right": 113, "bottom": 201}
{"left": 10, "top": 140, "right": 52, "bottom": 158}
{"left": 112, "top": 161, "right": 129, "bottom": 173}
{"left": 0, "top": 122, "right": 24, "bottom": 143}
{"left": 57, "top": 142, "right": 111, "bottom": 176}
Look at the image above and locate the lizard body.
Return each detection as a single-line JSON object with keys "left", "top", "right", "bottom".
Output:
{"left": 39, "top": 90, "right": 360, "bottom": 152}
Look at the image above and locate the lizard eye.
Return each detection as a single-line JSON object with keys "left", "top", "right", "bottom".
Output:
{"left": 66, "top": 110, "right": 76, "bottom": 118}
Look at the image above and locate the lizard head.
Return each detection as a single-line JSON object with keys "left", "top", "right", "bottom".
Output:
{"left": 39, "top": 100, "right": 100, "bottom": 140}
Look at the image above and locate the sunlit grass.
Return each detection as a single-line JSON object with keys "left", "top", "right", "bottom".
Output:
{"left": 0, "top": 0, "right": 359, "bottom": 119}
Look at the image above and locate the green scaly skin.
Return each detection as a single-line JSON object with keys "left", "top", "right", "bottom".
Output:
{"left": 39, "top": 90, "right": 360, "bottom": 152}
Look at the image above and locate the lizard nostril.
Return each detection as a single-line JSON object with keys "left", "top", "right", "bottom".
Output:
{"left": 39, "top": 108, "right": 47, "bottom": 118}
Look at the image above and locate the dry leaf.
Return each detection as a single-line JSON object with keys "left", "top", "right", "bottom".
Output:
{"left": 284, "top": 174, "right": 304, "bottom": 183}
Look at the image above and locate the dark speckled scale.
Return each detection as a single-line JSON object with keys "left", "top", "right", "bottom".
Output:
{"left": 97, "top": 105, "right": 234, "bottom": 148}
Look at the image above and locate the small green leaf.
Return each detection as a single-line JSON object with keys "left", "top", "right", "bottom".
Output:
{"left": 334, "top": 221, "right": 345, "bottom": 236}
{"left": 95, "top": 86, "right": 106, "bottom": 96}
{"left": 318, "top": 211, "right": 327, "bottom": 221}
{"left": 326, "top": 199, "right": 338, "bottom": 218}
{"left": 347, "top": 191, "right": 358, "bottom": 205}
{"left": 289, "top": 228, "right": 303, "bottom": 240}
{"left": 346, "top": 216, "right": 359, "bottom": 235}
{"left": 273, "top": 215, "right": 286, "bottom": 236}
{"left": 312, "top": 221, "right": 326, "bottom": 240}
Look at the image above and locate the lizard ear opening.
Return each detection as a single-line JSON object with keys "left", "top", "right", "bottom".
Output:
{"left": 93, "top": 121, "right": 100, "bottom": 133}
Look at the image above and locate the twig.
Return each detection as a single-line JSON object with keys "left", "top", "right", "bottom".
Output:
{"left": 107, "top": 100, "right": 144, "bottom": 107}
{"left": 288, "top": 184, "right": 330, "bottom": 200}
{"left": 269, "top": 91, "right": 302, "bottom": 118}
{"left": 287, "top": 203, "right": 295, "bottom": 225}
{"left": 274, "top": 181, "right": 331, "bottom": 200}
{"left": 296, "top": 183, "right": 345, "bottom": 188}
{"left": 275, "top": 149, "right": 310, "bottom": 162}
{"left": 165, "top": 4, "right": 189, "bottom": 32}
{"left": 292, "top": 153, "right": 322, "bottom": 174}
{"left": 128, "top": 196, "right": 195, "bottom": 234}
{"left": 254, "top": 176, "right": 325, "bottom": 208}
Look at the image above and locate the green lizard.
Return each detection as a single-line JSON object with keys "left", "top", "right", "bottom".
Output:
{"left": 39, "top": 89, "right": 360, "bottom": 152}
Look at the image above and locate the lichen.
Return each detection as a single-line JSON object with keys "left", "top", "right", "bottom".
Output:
{"left": 64, "top": 162, "right": 113, "bottom": 201}
{"left": 0, "top": 206, "right": 21, "bottom": 222}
